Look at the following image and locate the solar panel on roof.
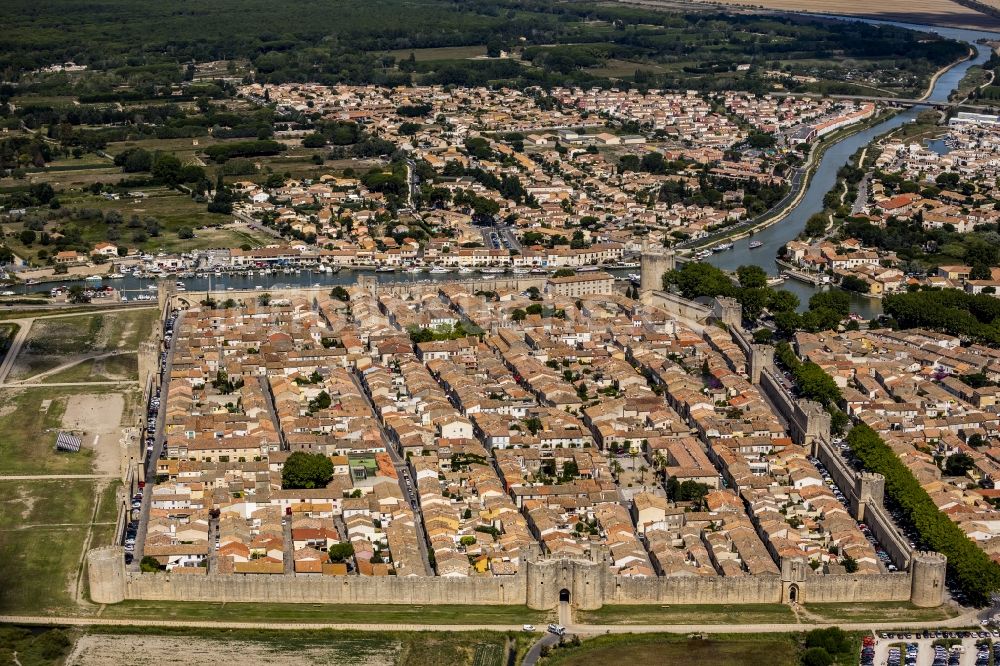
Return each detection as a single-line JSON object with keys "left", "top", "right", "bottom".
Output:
{"left": 56, "top": 432, "right": 82, "bottom": 452}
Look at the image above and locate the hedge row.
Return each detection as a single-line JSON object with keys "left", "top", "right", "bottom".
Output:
{"left": 847, "top": 424, "right": 1000, "bottom": 605}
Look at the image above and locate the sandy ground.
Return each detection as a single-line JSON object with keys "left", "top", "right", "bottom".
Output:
{"left": 61, "top": 393, "right": 125, "bottom": 476}
{"left": 66, "top": 635, "right": 399, "bottom": 666}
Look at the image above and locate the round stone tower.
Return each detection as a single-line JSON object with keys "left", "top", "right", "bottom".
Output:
{"left": 910, "top": 551, "right": 947, "bottom": 608}
{"left": 640, "top": 243, "right": 675, "bottom": 295}
{"left": 87, "top": 546, "right": 127, "bottom": 604}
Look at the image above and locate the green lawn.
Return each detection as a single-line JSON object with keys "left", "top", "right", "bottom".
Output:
{"left": 0, "top": 479, "right": 97, "bottom": 528}
{"left": 101, "top": 600, "right": 550, "bottom": 625}
{"left": 577, "top": 603, "right": 797, "bottom": 625}
{"left": 0, "top": 479, "right": 118, "bottom": 615}
{"left": 805, "top": 601, "right": 960, "bottom": 623}
{"left": 540, "top": 633, "right": 803, "bottom": 666}
{"left": 0, "top": 387, "right": 95, "bottom": 475}
{"left": 0, "top": 520, "right": 93, "bottom": 616}
{"left": 0, "top": 479, "right": 101, "bottom": 614}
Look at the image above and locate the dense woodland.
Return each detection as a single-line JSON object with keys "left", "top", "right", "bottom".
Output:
{"left": 0, "top": 0, "right": 968, "bottom": 98}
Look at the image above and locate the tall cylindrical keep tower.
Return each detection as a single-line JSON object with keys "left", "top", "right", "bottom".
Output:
{"left": 640, "top": 244, "right": 675, "bottom": 295}
{"left": 87, "top": 546, "right": 127, "bottom": 604}
{"left": 910, "top": 551, "right": 947, "bottom": 608}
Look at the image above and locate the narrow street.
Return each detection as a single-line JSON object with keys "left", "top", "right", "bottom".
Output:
{"left": 131, "top": 311, "right": 176, "bottom": 570}
{"left": 348, "top": 371, "right": 433, "bottom": 576}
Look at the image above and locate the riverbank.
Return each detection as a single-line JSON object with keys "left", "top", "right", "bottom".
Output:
{"left": 921, "top": 46, "right": 976, "bottom": 101}
{"left": 682, "top": 107, "right": 900, "bottom": 253}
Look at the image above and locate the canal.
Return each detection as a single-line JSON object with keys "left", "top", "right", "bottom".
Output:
{"left": 705, "top": 18, "right": 1000, "bottom": 317}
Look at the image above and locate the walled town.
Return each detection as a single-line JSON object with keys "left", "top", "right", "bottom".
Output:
{"left": 135, "top": 279, "right": 894, "bottom": 583}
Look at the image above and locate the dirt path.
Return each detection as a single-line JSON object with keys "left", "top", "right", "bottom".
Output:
{"left": 0, "top": 608, "right": 984, "bottom": 634}
{"left": 0, "top": 318, "right": 33, "bottom": 383}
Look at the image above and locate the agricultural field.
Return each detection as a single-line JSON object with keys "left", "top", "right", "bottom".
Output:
{"left": 662, "top": 0, "right": 1000, "bottom": 30}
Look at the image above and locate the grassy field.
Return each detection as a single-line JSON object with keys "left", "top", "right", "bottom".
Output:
{"left": 540, "top": 632, "right": 803, "bottom": 666}
{"left": 101, "top": 600, "right": 550, "bottom": 625}
{"left": 0, "top": 478, "right": 101, "bottom": 614}
{"left": 385, "top": 45, "right": 487, "bottom": 61}
{"left": 577, "top": 602, "right": 797, "bottom": 625}
{"left": 10, "top": 309, "right": 157, "bottom": 380}
{"left": 41, "top": 354, "right": 138, "bottom": 383}
{"left": 69, "top": 627, "right": 529, "bottom": 666}
{"left": 586, "top": 58, "right": 678, "bottom": 78}
{"left": 0, "top": 387, "right": 95, "bottom": 475}
{"left": 805, "top": 601, "right": 960, "bottom": 623}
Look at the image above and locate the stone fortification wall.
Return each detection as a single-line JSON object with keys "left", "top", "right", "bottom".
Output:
{"left": 605, "top": 573, "right": 783, "bottom": 605}
{"left": 803, "top": 572, "right": 912, "bottom": 604}
{"left": 125, "top": 570, "right": 527, "bottom": 605}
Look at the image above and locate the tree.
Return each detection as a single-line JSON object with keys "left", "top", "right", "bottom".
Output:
{"left": 140, "top": 556, "right": 162, "bottom": 572}
{"left": 151, "top": 152, "right": 182, "bottom": 184}
{"left": 177, "top": 227, "right": 194, "bottom": 239}
{"left": 281, "top": 451, "right": 334, "bottom": 489}
{"left": 944, "top": 452, "right": 974, "bottom": 477}
{"left": 847, "top": 423, "right": 1000, "bottom": 605}
{"left": 328, "top": 542, "right": 355, "bottom": 563}
{"left": 737, "top": 287, "right": 769, "bottom": 322}
{"left": 795, "top": 361, "right": 842, "bottom": 407}
{"left": 19, "top": 229, "right": 36, "bottom": 245}
{"left": 736, "top": 264, "right": 768, "bottom": 289}
{"left": 553, "top": 268, "right": 575, "bottom": 278}
{"left": 510, "top": 308, "right": 527, "bottom": 322}
{"left": 67, "top": 284, "right": 91, "bottom": 303}
{"left": 330, "top": 286, "right": 350, "bottom": 302}
{"left": 768, "top": 289, "right": 799, "bottom": 313}
{"left": 801, "top": 647, "right": 833, "bottom": 666}
{"left": 804, "top": 628, "right": 851, "bottom": 657}
{"left": 971, "top": 263, "right": 992, "bottom": 281}
{"left": 839, "top": 275, "right": 869, "bottom": 294}
{"left": 663, "top": 262, "right": 734, "bottom": 300}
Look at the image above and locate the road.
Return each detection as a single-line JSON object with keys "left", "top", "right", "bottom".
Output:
{"left": 131, "top": 311, "right": 176, "bottom": 570}
{"left": 522, "top": 632, "right": 560, "bottom": 666}
{"left": 405, "top": 158, "right": 418, "bottom": 208}
{"left": 0, "top": 608, "right": 984, "bottom": 634}
{"left": 349, "top": 370, "right": 433, "bottom": 576}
